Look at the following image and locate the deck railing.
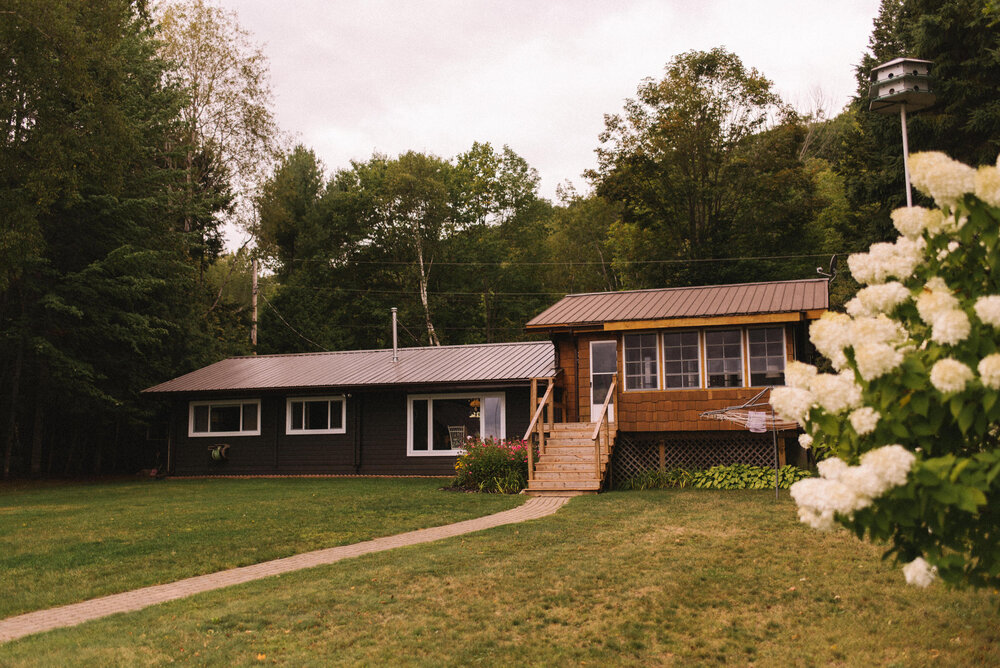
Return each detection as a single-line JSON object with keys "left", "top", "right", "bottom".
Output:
{"left": 524, "top": 371, "right": 560, "bottom": 483}
{"left": 590, "top": 376, "right": 617, "bottom": 482}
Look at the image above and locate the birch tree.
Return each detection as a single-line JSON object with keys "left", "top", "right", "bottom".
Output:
{"left": 157, "top": 0, "right": 280, "bottom": 261}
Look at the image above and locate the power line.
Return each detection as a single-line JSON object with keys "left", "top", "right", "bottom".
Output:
{"left": 278, "top": 252, "right": 855, "bottom": 267}
{"left": 259, "top": 292, "right": 328, "bottom": 352}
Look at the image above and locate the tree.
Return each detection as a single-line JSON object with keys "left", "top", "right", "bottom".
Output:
{"left": 254, "top": 143, "right": 549, "bottom": 352}
{"left": 589, "top": 48, "right": 823, "bottom": 288}
{"left": 772, "top": 151, "right": 1000, "bottom": 588}
{"left": 157, "top": 0, "right": 280, "bottom": 262}
{"left": 835, "top": 0, "right": 1000, "bottom": 251}
{"left": 0, "top": 0, "right": 239, "bottom": 477}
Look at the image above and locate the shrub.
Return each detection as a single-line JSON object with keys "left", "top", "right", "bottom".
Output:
{"left": 452, "top": 438, "right": 534, "bottom": 494}
{"left": 618, "top": 464, "right": 810, "bottom": 491}
{"left": 770, "top": 151, "right": 1000, "bottom": 589}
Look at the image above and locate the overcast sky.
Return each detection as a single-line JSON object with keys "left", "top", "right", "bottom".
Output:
{"left": 217, "top": 0, "right": 882, "bottom": 209}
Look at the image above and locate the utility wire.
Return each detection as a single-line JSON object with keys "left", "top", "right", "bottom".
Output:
{"left": 279, "top": 252, "right": 856, "bottom": 267}
{"left": 259, "top": 292, "right": 328, "bottom": 352}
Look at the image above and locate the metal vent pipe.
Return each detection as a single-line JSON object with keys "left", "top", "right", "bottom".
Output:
{"left": 391, "top": 307, "right": 399, "bottom": 363}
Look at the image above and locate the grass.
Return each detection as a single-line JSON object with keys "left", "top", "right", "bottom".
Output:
{"left": 1, "top": 489, "right": 997, "bottom": 666}
{"left": 0, "top": 477, "right": 519, "bottom": 618}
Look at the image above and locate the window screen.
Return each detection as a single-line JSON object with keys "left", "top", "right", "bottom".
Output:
{"left": 624, "top": 333, "right": 658, "bottom": 390}
{"left": 663, "top": 330, "right": 700, "bottom": 388}
{"left": 748, "top": 327, "right": 786, "bottom": 386}
{"left": 705, "top": 330, "right": 743, "bottom": 388}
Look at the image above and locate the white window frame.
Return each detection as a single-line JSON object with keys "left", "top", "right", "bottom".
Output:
{"left": 623, "top": 331, "right": 660, "bottom": 391}
{"left": 661, "top": 328, "right": 703, "bottom": 390}
{"left": 285, "top": 395, "right": 347, "bottom": 435}
{"left": 188, "top": 399, "right": 261, "bottom": 438}
{"left": 406, "top": 392, "right": 506, "bottom": 457}
{"left": 745, "top": 326, "right": 788, "bottom": 387}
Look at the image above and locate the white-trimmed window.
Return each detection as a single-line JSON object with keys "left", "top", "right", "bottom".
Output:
{"left": 663, "top": 330, "right": 701, "bottom": 388}
{"left": 705, "top": 329, "right": 744, "bottom": 388}
{"left": 286, "top": 396, "right": 346, "bottom": 435}
{"left": 407, "top": 393, "right": 505, "bottom": 456}
{"left": 189, "top": 400, "right": 261, "bottom": 437}
{"left": 624, "top": 333, "right": 659, "bottom": 390}
{"left": 748, "top": 327, "right": 786, "bottom": 386}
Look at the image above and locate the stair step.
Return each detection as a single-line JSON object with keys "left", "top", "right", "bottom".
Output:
{"left": 535, "top": 461, "right": 598, "bottom": 471}
{"left": 545, "top": 437, "right": 602, "bottom": 446}
{"left": 527, "top": 480, "right": 602, "bottom": 490}
{"left": 533, "top": 470, "right": 601, "bottom": 481}
{"left": 539, "top": 446, "right": 605, "bottom": 456}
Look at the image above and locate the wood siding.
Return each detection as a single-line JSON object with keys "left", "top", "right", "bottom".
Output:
{"left": 552, "top": 324, "right": 804, "bottom": 433}
{"left": 169, "top": 387, "right": 531, "bottom": 476}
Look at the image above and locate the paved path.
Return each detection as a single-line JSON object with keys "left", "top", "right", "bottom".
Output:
{"left": 0, "top": 495, "right": 568, "bottom": 644}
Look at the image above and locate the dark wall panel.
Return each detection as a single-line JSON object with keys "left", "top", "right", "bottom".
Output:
{"left": 169, "top": 386, "right": 531, "bottom": 476}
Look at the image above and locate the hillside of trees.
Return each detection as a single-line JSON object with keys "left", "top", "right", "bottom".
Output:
{"left": 2, "top": 0, "right": 997, "bottom": 476}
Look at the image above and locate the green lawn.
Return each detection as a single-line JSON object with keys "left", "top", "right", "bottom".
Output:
{"left": 0, "top": 477, "right": 519, "bottom": 618}
{"left": 1, "top": 489, "right": 996, "bottom": 666}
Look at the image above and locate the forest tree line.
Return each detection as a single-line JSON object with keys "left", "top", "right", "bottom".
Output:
{"left": 1, "top": 0, "right": 997, "bottom": 476}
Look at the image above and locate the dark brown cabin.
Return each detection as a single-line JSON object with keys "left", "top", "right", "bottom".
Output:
{"left": 143, "top": 341, "right": 554, "bottom": 477}
{"left": 520, "top": 279, "right": 828, "bottom": 494}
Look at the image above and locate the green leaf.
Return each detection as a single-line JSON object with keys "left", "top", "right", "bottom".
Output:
{"left": 958, "top": 403, "right": 977, "bottom": 434}
{"left": 956, "top": 486, "right": 987, "bottom": 513}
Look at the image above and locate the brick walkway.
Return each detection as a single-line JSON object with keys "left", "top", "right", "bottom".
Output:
{"left": 0, "top": 495, "right": 568, "bottom": 644}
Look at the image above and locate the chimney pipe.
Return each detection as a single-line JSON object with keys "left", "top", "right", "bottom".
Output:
{"left": 391, "top": 307, "right": 399, "bottom": 363}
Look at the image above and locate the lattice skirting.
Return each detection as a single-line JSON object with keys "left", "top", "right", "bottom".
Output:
{"left": 611, "top": 431, "right": 781, "bottom": 482}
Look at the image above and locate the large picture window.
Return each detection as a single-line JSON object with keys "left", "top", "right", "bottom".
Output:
{"left": 407, "top": 393, "right": 505, "bottom": 456}
{"left": 286, "top": 396, "right": 346, "bottom": 435}
{"left": 624, "top": 333, "right": 659, "bottom": 390}
{"left": 663, "top": 330, "right": 701, "bottom": 388}
{"left": 189, "top": 400, "right": 260, "bottom": 437}
{"left": 748, "top": 327, "right": 786, "bottom": 386}
{"left": 705, "top": 329, "right": 744, "bottom": 388}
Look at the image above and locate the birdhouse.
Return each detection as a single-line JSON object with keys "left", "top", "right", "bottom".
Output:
{"left": 869, "top": 57, "right": 935, "bottom": 114}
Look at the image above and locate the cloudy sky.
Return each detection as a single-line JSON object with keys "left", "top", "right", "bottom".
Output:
{"left": 217, "top": 0, "right": 882, "bottom": 204}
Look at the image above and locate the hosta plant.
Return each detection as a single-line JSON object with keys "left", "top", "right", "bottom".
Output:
{"left": 771, "top": 151, "right": 1000, "bottom": 589}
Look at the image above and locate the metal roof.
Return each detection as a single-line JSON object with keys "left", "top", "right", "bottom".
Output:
{"left": 144, "top": 341, "right": 555, "bottom": 394}
{"left": 525, "top": 279, "right": 829, "bottom": 329}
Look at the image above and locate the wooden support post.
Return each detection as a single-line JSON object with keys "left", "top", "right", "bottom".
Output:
{"left": 545, "top": 379, "right": 553, "bottom": 431}
{"left": 778, "top": 438, "right": 787, "bottom": 467}
{"left": 528, "top": 432, "right": 534, "bottom": 482}
{"left": 659, "top": 441, "right": 666, "bottom": 472}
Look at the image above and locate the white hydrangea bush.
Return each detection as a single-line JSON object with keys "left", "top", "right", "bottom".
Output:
{"left": 772, "top": 151, "right": 1000, "bottom": 589}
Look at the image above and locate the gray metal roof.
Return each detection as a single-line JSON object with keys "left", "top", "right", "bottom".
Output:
{"left": 144, "top": 341, "right": 555, "bottom": 394}
{"left": 525, "top": 278, "right": 829, "bottom": 329}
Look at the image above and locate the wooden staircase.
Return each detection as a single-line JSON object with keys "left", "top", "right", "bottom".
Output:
{"left": 526, "top": 421, "right": 617, "bottom": 495}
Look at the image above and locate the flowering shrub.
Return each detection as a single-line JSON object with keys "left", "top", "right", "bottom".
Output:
{"left": 452, "top": 438, "right": 534, "bottom": 494}
{"left": 618, "top": 465, "right": 811, "bottom": 491}
{"left": 771, "top": 151, "right": 1000, "bottom": 589}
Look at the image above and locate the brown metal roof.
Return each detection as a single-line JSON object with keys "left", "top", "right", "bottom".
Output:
{"left": 144, "top": 341, "right": 555, "bottom": 394}
{"left": 525, "top": 278, "right": 829, "bottom": 329}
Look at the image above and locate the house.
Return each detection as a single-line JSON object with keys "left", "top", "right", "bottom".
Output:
{"left": 142, "top": 341, "right": 554, "bottom": 476}
{"left": 144, "top": 277, "right": 826, "bottom": 489}
{"left": 520, "top": 278, "right": 827, "bottom": 493}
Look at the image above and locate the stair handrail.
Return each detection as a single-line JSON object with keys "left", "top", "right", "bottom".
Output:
{"left": 590, "top": 376, "right": 617, "bottom": 441}
{"left": 524, "top": 374, "right": 558, "bottom": 485}
{"left": 591, "top": 376, "right": 617, "bottom": 481}
{"left": 523, "top": 376, "right": 557, "bottom": 442}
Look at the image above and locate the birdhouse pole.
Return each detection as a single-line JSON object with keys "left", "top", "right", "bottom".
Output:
{"left": 869, "top": 57, "right": 936, "bottom": 208}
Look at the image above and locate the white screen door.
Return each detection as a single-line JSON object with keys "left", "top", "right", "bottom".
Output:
{"left": 590, "top": 340, "right": 617, "bottom": 422}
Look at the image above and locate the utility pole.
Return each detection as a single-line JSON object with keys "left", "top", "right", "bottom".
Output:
{"left": 251, "top": 257, "right": 258, "bottom": 354}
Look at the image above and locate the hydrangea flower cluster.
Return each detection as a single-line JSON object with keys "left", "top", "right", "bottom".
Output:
{"left": 774, "top": 151, "right": 1000, "bottom": 589}
{"left": 790, "top": 445, "right": 915, "bottom": 531}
